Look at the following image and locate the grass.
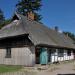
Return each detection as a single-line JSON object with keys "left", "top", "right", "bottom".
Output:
{"left": 0, "top": 65, "right": 22, "bottom": 73}
{"left": 0, "top": 65, "right": 37, "bottom": 75}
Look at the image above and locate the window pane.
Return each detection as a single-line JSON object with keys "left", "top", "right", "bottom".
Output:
{"left": 67, "top": 50, "right": 71, "bottom": 56}
{"left": 5, "top": 48, "right": 11, "bottom": 58}
{"left": 58, "top": 49, "right": 64, "bottom": 57}
{"left": 51, "top": 49, "right": 56, "bottom": 54}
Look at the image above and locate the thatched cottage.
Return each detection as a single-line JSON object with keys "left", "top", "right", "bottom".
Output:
{"left": 0, "top": 12, "right": 75, "bottom": 66}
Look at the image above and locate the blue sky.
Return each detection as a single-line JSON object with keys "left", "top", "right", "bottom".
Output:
{"left": 0, "top": 0, "right": 75, "bottom": 34}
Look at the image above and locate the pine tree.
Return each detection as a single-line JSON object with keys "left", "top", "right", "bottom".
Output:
{"left": 0, "top": 9, "right": 5, "bottom": 24}
{"left": 63, "top": 32, "right": 75, "bottom": 44}
{"left": 16, "top": 0, "right": 42, "bottom": 22}
{"left": 0, "top": 9, "right": 5, "bottom": 28}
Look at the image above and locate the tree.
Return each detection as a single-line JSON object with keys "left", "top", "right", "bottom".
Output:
{"left": 16, "top": 0, "right": 42, "bottom": 22}
{"left": 4, "top": 19, "right": 12, "bottom": 25}
{"left": 63, "top": 31, "right": 75, "bottom": 44}
{"left": 0, "top": 9, "right": 5, "bottom": 28}
{"left": 0, "top": 9, "right": 12, "bottom": 29}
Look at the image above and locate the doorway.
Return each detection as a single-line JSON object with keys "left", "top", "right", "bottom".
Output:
{"left": 35, "top": 48, "right": 40, "bottom": 64}
{"left": 35, "top": 48, "right": 48, "bottom": 64}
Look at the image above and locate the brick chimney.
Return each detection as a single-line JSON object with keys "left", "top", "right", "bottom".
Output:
{"left": 27, "top": 11, "right": 35, "bottom": 21}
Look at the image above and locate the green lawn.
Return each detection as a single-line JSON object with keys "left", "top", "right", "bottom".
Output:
{"left": 0, "top": 65, "right": 22, "bottom": 73}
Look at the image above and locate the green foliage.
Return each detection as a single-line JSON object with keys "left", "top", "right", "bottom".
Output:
{"left": 0, "top": 9, "right": 5, "bottom": 23}
{"left": 63, "top": 31, "right": 75, "bottom": 43}
{"left": 0, "top": 19, "right": 12, "bottom": 29}
{"left": 0, "top": 9, "right": 11, "bottom": 29}
{"left": 4, "top": 19, "right": 12, "bottom": 25}
{"left": 16, "top": 0, "right": 42, "bottom": 22}
{"left": 34, "top": 12, "right": 42, "bottom": 22}
{"left": 0, "top": 9, "right": 5, "bottom": 28}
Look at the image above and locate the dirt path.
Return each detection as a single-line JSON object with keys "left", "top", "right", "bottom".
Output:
{"left": 37, "top": 62, "right": 75, "bottom": 75}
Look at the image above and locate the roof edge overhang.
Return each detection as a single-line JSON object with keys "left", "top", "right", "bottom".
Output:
{"left": 0, "top": 33, "right": 29, "bottom": 40}
{"left": 35, "top": 44, "right": 75, "bottom": 50}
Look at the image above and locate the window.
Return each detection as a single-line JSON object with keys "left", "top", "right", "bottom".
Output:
{"left": 51, "top": 49, "right": 56, "bottom": 54}
{"left": 5, "top": 48, "right": 11, "bottom": 58}
{"left": 67, "top": 50, "right": 71, "bottom": 56}
{"left": 58, "top": 49, "right": 64, "bottom": 57}
{"left": 48, "top": 50, "right": 51, "bottom": 62}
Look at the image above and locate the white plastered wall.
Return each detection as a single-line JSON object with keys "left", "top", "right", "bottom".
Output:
{"left": 51, "top": 49, "right": 74, "bottom": 63}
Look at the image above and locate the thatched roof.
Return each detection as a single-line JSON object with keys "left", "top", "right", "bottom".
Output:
{"left": 0, "top": 13, "right": 75, "bottom": 49}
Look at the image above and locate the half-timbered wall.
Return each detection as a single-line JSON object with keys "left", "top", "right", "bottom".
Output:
{"left": 51, "top": 49, "right": 74, "bottom": 63}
